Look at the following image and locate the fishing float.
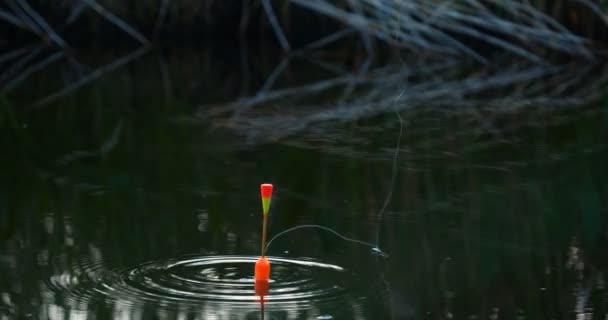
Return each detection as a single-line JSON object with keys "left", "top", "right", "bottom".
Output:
{"left": 253, "top": 182, "right": 387, "bottom": 298}
{"left": 255, "top": 183, "right": 273, "bottom": 296}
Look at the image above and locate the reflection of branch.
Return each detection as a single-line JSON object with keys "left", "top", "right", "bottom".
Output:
{"left": 158, "top": 54, "right": 173, "bottom": 101}
{"left": 57, "top": 120, "right": 124, "bottom": 165}
{"left": 79, "top": 0, "right": 150, "bottom": 46}
{"left": 153, "top": 0, "right": 170, "bottom": 39}
{"left": 65, "top": 1, "right": 88, "bottom": 25}
{"left": 6, "top": 0, "right": 42, "bottom": 36}
{"left": 14, "top": 0, "right": 68, "bottom": 49}
{"left": 0, "top": 44, "right": 44, "bottom": 85}
{"left": 202, "top": 58, "right": 608, "bottom": 145}
{"left": 28, "top": 46, "right": 149, "bottom": 109}
{"left": 2, "top": 1, "right": 69, "bottom": 50}
{"left": 0, "top": 44, "right": 34, "bottom": 65}
{"left": 295, "top": 29, "right": 355, "bottom": 53}
{"left": 1, "top": 51, "right": 64, "bottom": 93}
{"left": 0, "top": 8, "right": 27, "bottom": 29}
{"left": 262, "top": 0, "right": 290, "bottom": 52}
{"left": 0, "top": 1, "right": 153, "bottom": 96}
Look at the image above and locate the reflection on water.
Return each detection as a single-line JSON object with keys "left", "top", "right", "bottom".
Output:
{"left": 42, "top": 255, "right": 368, "bottom": 319}
{"left": 1, "top": 50, "right": 607, "bottom": 319}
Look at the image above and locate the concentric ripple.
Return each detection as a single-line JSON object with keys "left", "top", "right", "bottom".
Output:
{"left": 115, "top": 256, "right": 346, "bottom": 302}
{"left": 46, "top": 255, "right": 368, "bottom": 317}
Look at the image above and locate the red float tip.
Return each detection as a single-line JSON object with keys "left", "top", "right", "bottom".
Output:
{"left": 261, "top": 184, "right": 273, "bottom": 198}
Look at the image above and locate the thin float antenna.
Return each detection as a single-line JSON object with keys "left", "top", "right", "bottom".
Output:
{"left": 260, "top": 183, "right": 273, "bottom": 256}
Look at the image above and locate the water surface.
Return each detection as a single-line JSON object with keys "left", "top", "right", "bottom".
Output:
{"left": 1, "top": 51, "right": 607, "bottom": 319}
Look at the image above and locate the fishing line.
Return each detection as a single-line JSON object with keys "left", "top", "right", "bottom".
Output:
{"left": 263, "top": 91, "right": 406, "bottom": 259}
{"left": 375, "top": 89, "right": 406, "bottom": 248}
{"left": 373, "top": 76, "right": 407, "bottom": 320}
{"left": 265, "top": 224, "right": 387, "bottom": 257}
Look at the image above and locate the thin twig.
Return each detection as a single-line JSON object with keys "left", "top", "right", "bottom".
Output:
{"left": 0, "top": 44, "right": 35, "bottom": 65}
{"left": 0, "top": 44, "right": 43, "bottom": 84}
{"left": 6, "top": 0, "right": 42, "bottom": 35}
{"left": 0, "top": 8, "right": 26, "bottom": 29}
{"left": 15, "top": 0, "right": 69, "bottom": 49}
{"left": 28, "top": 46, "right": 149, "bottom": 109}
{"left": 2, "top": 51, "right": 65, "bottom": 93}
{"left": 262, "top": 0, "right": 291, "bottom": 51}
{"left": 79, "top": 0, "right": 150, "bottom": 46}
{"left": 153, "top": 0, "right": 170, "bottom": 39}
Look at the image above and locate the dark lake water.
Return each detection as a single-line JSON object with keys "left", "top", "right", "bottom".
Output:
{"left": 1, "top": 49, "right": 608, "bottom": 319}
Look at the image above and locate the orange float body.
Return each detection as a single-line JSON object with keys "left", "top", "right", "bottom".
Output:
{"left": 254, "top": 257, "right": 270, "bottom": 296}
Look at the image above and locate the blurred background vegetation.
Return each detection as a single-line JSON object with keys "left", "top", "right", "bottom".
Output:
{"left": 3, "top": 0, "right": 608, "bottom": 49}
{"left": 3, "top": 0, "right": 608, "bottom": 119}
